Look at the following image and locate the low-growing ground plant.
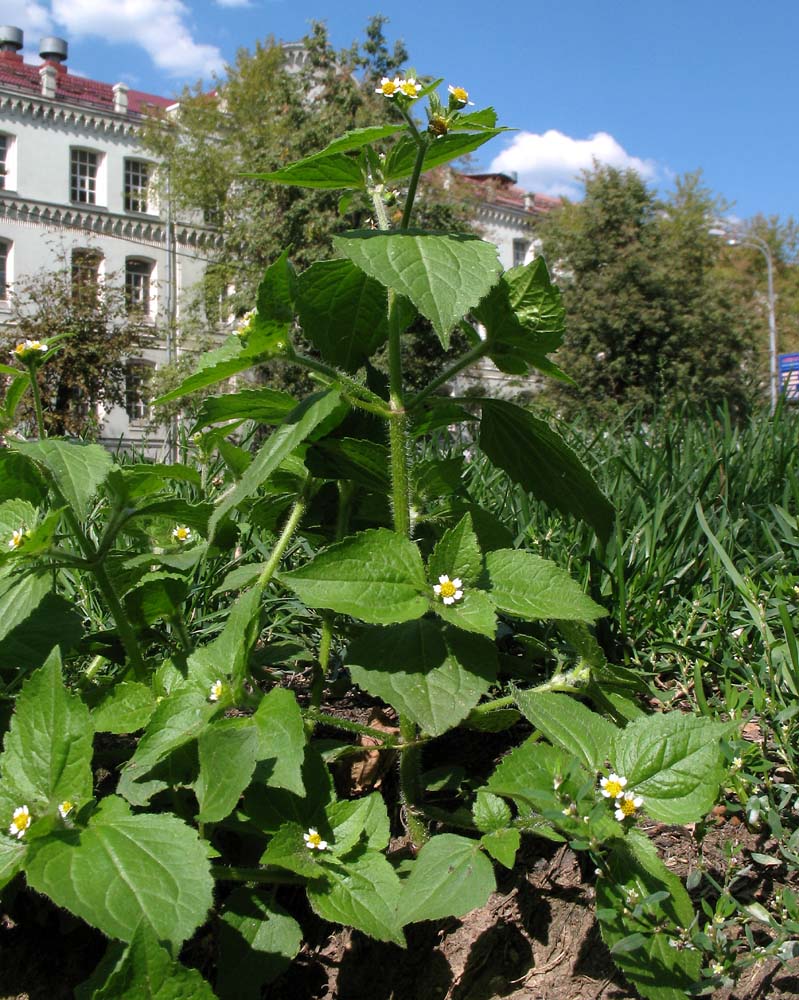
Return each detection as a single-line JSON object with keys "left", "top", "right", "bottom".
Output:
{"left": 0, "top": 77, "right": 782, "bottom": 999}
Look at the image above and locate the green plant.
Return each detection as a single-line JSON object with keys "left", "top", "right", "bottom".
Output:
{"left": 0, "top": 79, "right": 741, "bottom": 999}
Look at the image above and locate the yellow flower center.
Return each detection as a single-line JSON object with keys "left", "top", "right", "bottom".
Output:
{"left": 399, "top": 80, "right": 419, "bottom": 98}
{"left": 619, "top": 797, "right": 637, "bottom": 817}
{"left": 380, "top": 80, "right": 398, "bottom": 96}
{"left": 13, "top": 343, "right": 25, "bottom": 355}
{"left": 306, "top": 830, "right": 322, "bottom": 848}
{"left": 451, "top": 87, "right": 469, "bottom": 104}
{"left": 439, "top": 580, "right": 457, "bottom": 598}
{"left": 175, "top": 527, "right": 189, "bottom": 540}
{"left": 11, "top": 813, "right": 28, "bottom": 833}
{"left": 59, "top": 801, "right": 73, "bottom": 815}
{"left": 604, "top": 779, "right": 624, "bottom": 798}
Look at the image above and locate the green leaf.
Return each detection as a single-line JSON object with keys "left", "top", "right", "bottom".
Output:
{"left": 0, "top": 591, "right": 83, "bottom": 674}
{"left": 346, "top": 619, "right": 496, "bottom": 736}
{"left": 117, "top": 690, "right": 217, "bottom": 807}
{"left": 195, "top": 717, "right": 260, "bottom": 823}
{"left": 428, "top": 512, "right": 482, "bottom": 585}
{"left": 398, "top": 834, "right": 495, "bottom": 925}
{"left": 303, "top": 124, "right": 405, "bottom": 157}
{"left": 26, "top": 795, "right": 213, "bottom": 947}
{"left": 280, "top": 527, "right": 429, "bottom": 625}
{"left": 217, "top": 888, "right": 303, "bottom": 1000}
{"left": 307, "top": 849, "right": 405, "bottom": 945}
{"left": 91, "top": 681, "right": 157, "bottom": 734}
{"left": 480, "top": 400, "right": 614, "bottom": 542}
{"left": 253, "top": 151, "right": 366, "bottom": 190}
{"left": 514, "top": 691, "right": 617, "bottom": 772}
{"left": 474, "top": 258, "right": 565, "bottom": 374}
{"left": 613, "top": 714, "right": 728, "bottom": 824}
{"left": 153, "top": 338, "right": 257, "bottom": 405}
{"left": 384, "top": 129, "right": 508, "bottom": 182}
{"left": 0, "top": 570, "right": 52, "bottom": 645}
{"left": 252, "top": 688, "right": 306, "bottom": 796}
{"left": 596, "top": 830, "right": 700, "bottom": 1000}
{"left": 209, "top": 389, "right": 343, "bottom": 538}
{"left": 0, "top": 451, "right": 48, "bottom": 504}
{"left": 11, "top": 439, "right": 113, "bottom": 520}
{"left": 88, "top": 923, "right": 216, "bottom": 999}
{"left": 434, "top": 588, "right": 497, "bottom": 639}
{"left": 244, "top": 747, "right": 333, "bottom": 834}
{"left": 123, "top": 573, "right": 188, "bottom": 628}
{"left": 480, "top": 828, "right": 520, "bottom": 869}
{"left": 255, "top": 248, "right": 297, "bottom": 326}
{"left": 306, "top": 438, "right": 391, "bottom": 494}
{"left": 332, "top": 231, "right": 503, "bottom": 348}
{"left": 190, "top": 387, "right": 297, "bottom": 431}
{"left": 0, "top": 651, "right": 93, "bottom": 810}
{"left": 325, "top": 793, "right": 390, "bottom": 856}
{"left": 486, "top": 548, "right": 606, "bottom": 622}
{"left": 260, "top": 821, "right": 324, "bottom": 878}
{"left": 472, "top": 790, "right": 511, "bottom": 833}
{"left": 487, "top": 737, "right": 575, "bottom": 811}
{"left": 297, "top": 259, "right": 391, "bottom": 372}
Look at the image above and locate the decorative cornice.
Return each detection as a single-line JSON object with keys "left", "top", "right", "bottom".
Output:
{"left": 0, "top": 89, "right": 140, "bottom": 136}
{"left": 471, "top": 201, "right": 538, "bottom": 231}
{"left": 0, "top": 193, "right": 217, "bottom": 249}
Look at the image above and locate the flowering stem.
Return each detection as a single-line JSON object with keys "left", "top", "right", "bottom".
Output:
{"left": 312, "top": 616, "right": 332, "bottom": 709}
{"left": 306, "top": 709, "right": 400, "bottom": 744}
{"left": 210, "top": 865, "right": 306, "bottom": 886}
{"left": 399, "top": 714, "right": 428, "bottom": 847}
{"left": 400, "top": 140, "right": 427, "bottom": 231}
{"left": 369, "top": 185, "right": 391, "bottom": 231}
{"left": 256, "top": 491, "right": 309, "bottom": 594}
{"left": 408, "top": 340, "right": 490, "bottom": 411}
{"left": 290, "top": 354, "right": 389, "bottom": 415}
{"left": 28, "top": 367, "right": 46, "bottom": 439}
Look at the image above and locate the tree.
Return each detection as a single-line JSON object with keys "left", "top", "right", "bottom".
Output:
{"left": 1, "top": 248, "right": 147, "bottom": 437}
{"left": 537, "top": 166, "right": 758, "bottom": 417}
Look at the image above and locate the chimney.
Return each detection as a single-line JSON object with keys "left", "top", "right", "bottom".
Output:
{"left": 39, "top": 35, "right": 68, "bottom": 73}
{"left": 113, "top": 83, "right": 129, "bottom": 114}
{"left": 40, "top": 63, "right": 57, "bottom": 99}
{"left": 0, "top": 25, "right": 23, "bottom": 63}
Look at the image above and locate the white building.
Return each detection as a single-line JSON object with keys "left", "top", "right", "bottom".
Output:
{"left": 0, "top": 25, "right": 212, "bottom": 453}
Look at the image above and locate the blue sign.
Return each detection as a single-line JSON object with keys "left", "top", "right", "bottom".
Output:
{"left": 779, "top": 353, "right": 799, "bottom": 401}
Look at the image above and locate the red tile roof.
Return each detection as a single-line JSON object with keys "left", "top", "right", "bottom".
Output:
{"left": 0, "top": 51, "right": 172, "bottom": 115}
{"left": 462, "top": 173, "right": 562, "bottom": 216}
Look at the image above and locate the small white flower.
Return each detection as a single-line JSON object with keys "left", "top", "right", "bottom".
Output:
{"left": 233, "top": 308, "right": 256, "bottom": 336}
{"left": 13, "top": 339, "right": 48, "bottom": 361}
{"left": 375, "top": 76, "right": 401, "bottom": 98}
{"left": 172, "top": 525, "right": 192, "bottom": 544}
{"left": 433, "top": 574, "right": 464, "bottom": 605}
{"left": 710, "top": 962, "right": 724, "bottom": 976}
{"left": 731, "top": 756, "right": 743, "bottom": 771}
{"left": 600, "top": 773, "right": 627, "bottom": 799}
{"left": 7, "top": 528, "right": 25, "bottom": 550}
{"left": 615, "top": 792, "right": 644, "bottom": 821}
{"left": 57, "top": 800, "right": 73, "bottom": 819}
{"left": 398, "top": 77, "right": 421, "bottom": 99}
{"left": 303, "top": 827, "right": 328, "bottom": 851}
{"left": 561, "top": 802, "right": 577, "bottom": 817}
{"left": 8, "top": 805, "right": 30, "bottom": 839}
{"left": 209, "top": 679, "right": 224, "bottom": 703}
{"left": 447, "top": 84, "right": 474, "bottom": 106}
{"left": 748, "top": 806, "right": 760, "bottom": 825}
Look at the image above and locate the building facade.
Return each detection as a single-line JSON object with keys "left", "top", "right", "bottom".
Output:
{"left": 0, "top": 26, "right": 560, "bottom": 444}
{"left": 0, "top": 25, "right": 212, "bottom": 453}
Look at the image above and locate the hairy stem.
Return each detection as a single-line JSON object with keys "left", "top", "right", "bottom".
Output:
{"left": 210, "top": 865, "right": 306, "bottom": 886}
{"left": 400, "top": 122, "right": 427, "bottom": 231}
{"left": 28, "top": 368, "right": 46, "bottom": 439}
{"left": 290, "top": 353, "right": 389, "bottom": 415}
{"left": 408, "top": 340, "right": 490, "bottom": 411}
{"left": 256, "top": 492, "right": 309, "bottom": 594}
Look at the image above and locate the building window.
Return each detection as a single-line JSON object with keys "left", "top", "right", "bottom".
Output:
{"left": 71, "top": 249, "right": 102, "bottom": 305}
{"left": 125, "top": 258, "right": 153, "bottom": 316}
{"left": 125, "top": 360, "right": 154, "bottom": 422}
{"left": 71, "top": 149, "right": 99, "bottom": 204}
{"left": 513, "top": 239, "right": 530, "bottom": 268}
{"left": 0, "top": 240, "right": 9, "bottom": 299}
{"left": 0, "top": 135, "right": 7, "bottom": 191}
{"left": 124, "top": 159, "right": 150, "bottom": 213}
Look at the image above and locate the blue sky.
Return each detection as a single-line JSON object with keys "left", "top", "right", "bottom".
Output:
{"left": 6, "top": 0, "right": 796, "bottom": 222}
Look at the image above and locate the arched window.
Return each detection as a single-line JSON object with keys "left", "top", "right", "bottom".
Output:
{"left": 71, "top": 249, "right": 102, "bottom": 306}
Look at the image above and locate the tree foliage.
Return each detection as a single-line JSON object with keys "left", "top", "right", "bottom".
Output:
{"left": 537, "top": 166, "right": 759, "bottom": 417}
{"left": 1, "top": 249, "right": 147, "bottom": 437}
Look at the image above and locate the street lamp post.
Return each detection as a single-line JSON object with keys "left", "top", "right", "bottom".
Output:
{"left": 710, "top": 226, "right": 778, "bottom": 414}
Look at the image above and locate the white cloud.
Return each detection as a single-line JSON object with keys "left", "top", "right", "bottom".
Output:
{"left": 0, "top": 1, "right": 53, "bottom": 36}
{"left": 214, "top": 0, "right": 252, "bottom": 7}
{"left": 29, "top": 0, "right": 226, "bottom": 79}
{"left": 489, "top": 129, "right": 658, "bottom": 199}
